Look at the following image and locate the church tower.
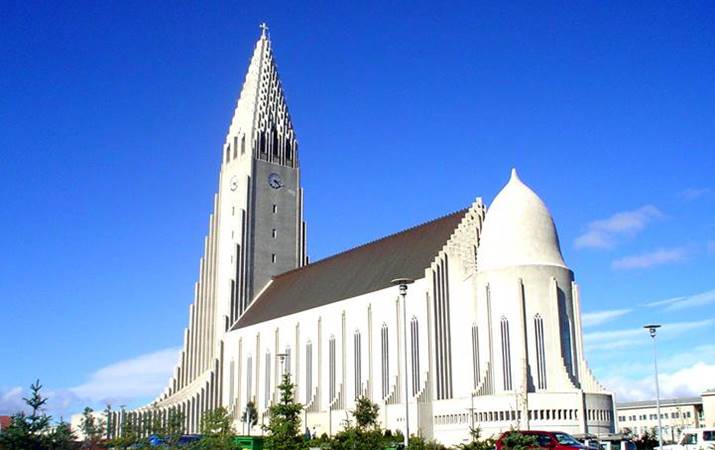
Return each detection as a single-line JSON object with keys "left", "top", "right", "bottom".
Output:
{"left": 215, "top": 24, "right": 307, "bottom": 328}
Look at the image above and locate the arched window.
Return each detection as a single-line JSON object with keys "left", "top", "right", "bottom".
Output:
{"left": 471, "top": 323, "right": 480, "bottom": 389}
{"left": 329, "top": 336, "right": 336, "bottom": 400}
{"left": 381, "top": 323, "right": 389, "bottom": 399}
{"left": 410, "top": 317, "right": 420, "bottom": 396}
{"left": 354, "top": 330, "right": 362, "bottom": 398}
{"left": 500, "top": 317, "right": 512, "bottom": 391}
{"left": 534, "top": 314, "right": 547, "bottom": 389}
{"left": 264, "top": 351, "right": 271, "bottom": 407}
{"left": 305, "top": 341, "right": 312, "bottom": 403}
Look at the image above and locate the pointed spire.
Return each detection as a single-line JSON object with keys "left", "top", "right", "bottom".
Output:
{"left": 222, "top": 24, "right": 297, "bottom": 167}
{"left": 510, "top": 168, "right": 521, "bottom": 183}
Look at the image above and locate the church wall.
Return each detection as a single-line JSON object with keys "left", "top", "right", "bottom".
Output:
{"left": 223, "top": 277, "right": 431, "bottom": 437}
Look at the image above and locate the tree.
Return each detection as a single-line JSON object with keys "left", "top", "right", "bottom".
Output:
{"left": 352, "top": 396, "right": 379, "bottom": 429}
{"left": 0, "top": 379, "right": 53, "bottom": 450}
{"left": 264, "top": 372, "right": 303, "bottom": 450}
{"left": 500, "top": 429, "right": 538, "bottom": 450}
{"left": 47, "top": 420, "right": 78, "bottom": 450}
{"left": 103, "top": 404, "right": 113, "bottom": 440}
{"left": 456, "top": 426, "right": 496, "bottom": 450}
{"left": 164, "top": 409, "right": 185, "bottom": 447}
{"left": 633, "top": 430, "right": 659, "bottom": 450}
{"left": 241, "top": 400, "right": 259, "bottom": 435}
{"left": 108, "top": 412, "right": 141, "bottom": 450}
{"left": 329, "top": 398, "right": 387, "bottom": 450}
{"left": 192, "top": 406, "right": 236, "bottom": 450}
{"left": 408, "top": 435, "right": 448, "bottom": 450}
{"left": 80, "top": 407, "right": 105, "bottom": 449}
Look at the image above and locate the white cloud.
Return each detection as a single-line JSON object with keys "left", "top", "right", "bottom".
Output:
{"left": 584, "top": 319, "right": 714, "bottom": 352}
{"left": 0, "top": 348, "right": 180, "bottom": 418}
{"left": 611, "top": 247, "right": 688, "bottom": 270}
{"left": 0, "top": 386, "right": 26, "bottom": 415}
{"left": 70, "top": 347, "right": 180, "bottom": 405}
{"left": 581, "top": 308, "right": 632, "bottom": 327}
{"left": 603, "top": 362, "right": 715, "bottom": 402}
{"left": 645, "top": 288, "right": 715, "bottom": 311}
{"left": 574, "top": 205, "right": 663, "bottom": 249}
{"left": 679, "top": 188, "right": 711, "bottom": 201}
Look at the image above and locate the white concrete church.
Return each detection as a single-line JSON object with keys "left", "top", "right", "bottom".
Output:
{"left": 115, "top": 27, "right": 615, "bottom": 446}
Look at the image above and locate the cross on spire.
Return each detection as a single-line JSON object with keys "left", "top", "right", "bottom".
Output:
{"left": 259, "top": 22, "right": 269, "bottom": 37}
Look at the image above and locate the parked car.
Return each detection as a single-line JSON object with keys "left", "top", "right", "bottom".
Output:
{"left": 659, "top": 428, "right": 715, "bottom": 450}
{"left": 496, "top": 430, "right": 591, "bottom": 450}
{"left": 579, "top": 433, "right": 636, "bottom": 450}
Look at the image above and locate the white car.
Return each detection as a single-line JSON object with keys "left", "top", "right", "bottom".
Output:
{"left": 660, "top": 428, "right": 715, "bottom": 450}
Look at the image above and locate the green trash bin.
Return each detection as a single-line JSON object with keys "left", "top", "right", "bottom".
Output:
{"left": 234, "top": 435, "right": 265, "bottom": 450}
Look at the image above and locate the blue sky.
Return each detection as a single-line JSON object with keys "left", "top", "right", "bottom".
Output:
{"left": 1, "top": 1, "right": 714, "bottom": 418}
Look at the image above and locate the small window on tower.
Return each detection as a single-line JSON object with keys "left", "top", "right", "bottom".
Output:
{"left": 272, "top": 229, "right": 277, "bottom": 238}
{"left": 271, "top": 253, "right": 276, "bottom": 263}
{"left": 272, "top": 204, "right": 277, "bottom": 214}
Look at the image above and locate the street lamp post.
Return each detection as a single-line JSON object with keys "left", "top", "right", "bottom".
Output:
{"left": 392, "top": 277, "right": 414, "bottom": 449}
{"left": 644, "top": 324, "right": 663, "bottom": 450}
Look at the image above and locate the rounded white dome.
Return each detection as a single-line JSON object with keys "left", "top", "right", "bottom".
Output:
{"left": 477, "top": 169, "right": 567, "bottom": 272}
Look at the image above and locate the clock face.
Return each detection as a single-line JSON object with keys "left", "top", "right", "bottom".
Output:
{"left": 268, "top": 173, "right": 283, "bottom": 189}
{"left": 229, "top": 176, "right": 239, "bottom": 191}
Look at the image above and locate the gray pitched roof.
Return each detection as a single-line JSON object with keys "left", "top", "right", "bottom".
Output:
{"left": 234, "top": 209, "right": 467, "bottom": 329}
{"left": 616, "top": 397, "right": 703, "bottom": 409}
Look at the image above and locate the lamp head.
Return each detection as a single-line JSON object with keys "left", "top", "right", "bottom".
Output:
{"left": 391, "top": 278, "right": 414, "bottom": 294}
{"left": 643, "top": 324, "right": 661, "bottom": 338}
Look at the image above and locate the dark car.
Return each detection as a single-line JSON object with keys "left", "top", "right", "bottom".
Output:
{"left": 496, "top": 430, "right": 590, "bottom": 450}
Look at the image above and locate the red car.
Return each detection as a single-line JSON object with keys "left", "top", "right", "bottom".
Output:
{"left": 496, "top": 430, "right": 590, "bottom": 450}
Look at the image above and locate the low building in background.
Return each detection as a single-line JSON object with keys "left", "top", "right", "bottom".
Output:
{"left": 616, "top": 395, "right": 709, "bottom": 442}
{"left": 703, "top": 390, "right": 715, "bottom": 428}
{"left": 0, "top": 416, "right": 11, "bottom": 432}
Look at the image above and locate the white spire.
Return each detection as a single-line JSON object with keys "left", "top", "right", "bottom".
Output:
{"left": 223, "top": 25, "right": 297, "bottom": 165}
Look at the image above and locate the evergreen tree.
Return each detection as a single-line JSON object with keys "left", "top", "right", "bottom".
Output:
{"left": 194, "top": 407, "right": 236, "bottom": 450}
{"left": 264, "top": 372, "right": 303, "bottom": 450}
{"left": 47, "top": 420, "right": 77, "bottom": 450}
{"left": 103, "top": 404, "right": 113, "bottom": 440}
{"left": 80, "top": 406, "right": 105, "bottom": 449}
{"left": 0, "top": 379, "right": 52, "bottom": 450}
{"left": 241, "top": 400, "right": 259, "bottom": 436}
{"left": 164, "top": 409, "right": 185, "bottom": 447}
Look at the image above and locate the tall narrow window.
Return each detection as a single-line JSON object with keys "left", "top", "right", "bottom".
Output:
{"left": 354, "top": 330, "right": 362, "bottom": 398}
{"left": 229, "top": 360, "right": 235, "bottom": 403}
{"left": 534, "top": 314, "right": 547, "bottom": 389}
{"left": 284, "top": 347, "right": 291, "bottom": 376}
{"left": 329, "top": 336, "right": 336, "bottom": 400}
{"left": 264, "top": 351, "right": 271, "bottom": 407}
{"left": 305, "top": 341, "right": 313, "bottom": 403}
{"left": 246, "top": 356, "right": 253, "bottom": 401}
{"left": 410, "top": 317, "right": 420, "bottom": 396}
{"left": 381, "top": 324, "right": 389, "bottom": 399}
{"left": 241, "top": 135, "right": 246, "bottom": 155}
{"left": 500, "top": 317, "right": 512, "bottom": 391}
{"left": 472, "top": 323, "right": 480, "bottom": 389}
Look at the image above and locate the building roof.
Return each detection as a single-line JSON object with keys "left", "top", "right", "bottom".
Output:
{"left": 616, "top": 397, "right": 703, "bottom": 409}
{"left": 477, "top": 169, "right": 567, "bottom": 272}
{"left": 234, "top": 209, "right": 467, "bottom": 328}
